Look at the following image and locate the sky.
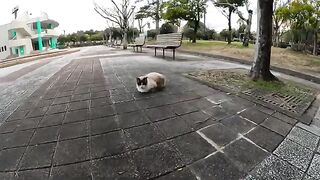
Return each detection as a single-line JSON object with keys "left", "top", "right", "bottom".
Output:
{"left": 0, "top": 0, "right": 258, "bottom": 35}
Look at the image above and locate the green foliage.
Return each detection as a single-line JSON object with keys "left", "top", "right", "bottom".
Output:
{"left": 163, "top": 0, "right": 206, "bottom": 25}
{"left": 160, "top": 22, "right": 177, "bottom": 34}
{"left": 163, "top": 0, "right": 207, "bottom": 43}
{"left": 147, "top": 29, "right": 157, "bottom": 39}
{"left": 135, "top": 0, "right": 163, "bottom": 20}
{"left": 182, "top": 22, "right": 216, "bottom": 40}
{"left": 79, "top": 34, "right": 89, "bottom": 42}
{"left": 215, "top": 0, "right": 245, "bottom": 11}
{"left": 90, "top": 33, "right": 103, "bottom": 41}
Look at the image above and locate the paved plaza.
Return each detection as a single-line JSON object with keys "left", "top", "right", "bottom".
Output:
{"left": 0, "top": 46, "right": 319, "bottom": 179}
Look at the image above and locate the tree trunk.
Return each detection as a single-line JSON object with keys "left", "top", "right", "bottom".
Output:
{"left": 123, "top": 31, "right": 128, "bottom": 50}
{"left": 192, "top": 20, "right": 199, "bottom": 43}
{"left": 155, "top": 0, "right": 160, "bottom": 35}
{"left": 227, "top": 7, "right": 232, "bottom": 44}
{"left": 243, "top": 10, "right": 253, "bottom": 47}
{"left": 314, "top": 30, "right": 318, "bottom": 56}
{"left": 250, "top": 0, "right": 277, "bottom": 81}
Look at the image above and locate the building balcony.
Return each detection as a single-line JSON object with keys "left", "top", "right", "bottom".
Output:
{"left": 8, "top": 38, "right": 32, "bottom": 48}
{"left": 31, "top": 29, "right": 60, "bottom": 39}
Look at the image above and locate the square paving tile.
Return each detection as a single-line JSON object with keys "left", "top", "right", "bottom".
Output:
{"left": 245, "top": 126, "right": 284, "bottom": 152}
{"left": 200, "top": 123, "right": 238, "bottom": 147}
{"left": 90, "top": 105, "right": 115, "bottom": 119}
{"left": 287, "top": 127, "right": 320, "bottom": 151}
{"left": 54, "top": 137, "right": 89, "bottom": 165}
{"left": 50, "top": 161, "right": 92, "bottom": 180}
{"left": 170, "top": 101, "right": 199, "bottom": 115}
{"left": 171, "top": 132, "right": 216, "bottom": 164}
{"left": 272, "top": 112, "right": 298, "bottom": 125}
{"left": 90, "top": 116, "right": 120, "bottom": 135}
{"left": 15, "top": 168, "right": 50, "bottom": 180}
{"left": 132, "top": 142, "right": 184, "bottom": 179}
{"left": 0, "top": 121, "right": 19, "bottom": 134}
{"left": 221, "top": 115, "right": 256, "bottom": 134}
{"left": 90, "top": 97, "right": 112, "bottom": 107}
{"left": 203, "top": 106, "right": 231, "bottom": 120}
{"left": 91, "top": 130, "right": 127, "bottom": 159}
{"left": 30, "top": 126, "right": 59, "bottom": 145}
{"left": 248, "top": 154, "right": 304, "bottom": 180}
{"left": 46, "top": 104, "right": 68, "bottom": 115}
{"left": 239, "top": 108, "right": 269, "bottom": 124}
{"left": 224, "top": 138, "right": 269, "bottom": 172}
{"left": 53, "top": 96, "right": 71, "bottom": 105}
{"left": 145, "top": 106, "right": 176, "bottom": 122}
{"left": 92, "top": 153, "right": 139, "bottom": 179}
{"left": 39, "top": 113, "right": 65, "bottom": 127}
{"left": 60, "top": 121, "right": 88, "bottom": 140}
{"left": 307, "top": 154, "right": 320, "bottom": 178}
{"left": 118, "top": 111, "right": 150, "bottom": 128}
{"left": 274, "top": 139, "right": 313, "bottom": 171}
{"left": 91, "top": 90, "right": 110, "bottom": 99}
{"left": 180, "top": 111, "right": 214, "bottom": 130}
{"left": 0, "top": 130, "right": 34, "bottom": 149}
{"left": 71, "top": 93, "right": 90, "bottom": 102}
{"left": 156, "top": 117, "right": 193, "bottom": 139}
{"left": 157, "top": 168, "right": 198, "bottom": 180}
{"left": 0, "top": 147, "right": 26, "bottom": 171}
{"left": 65, "top": 109, "right": 90, "bottom": 123}
{"left": 19, "top": 142, "right": 56, "bottom": 169}
{"left": 114, "top": 101, "right": 140, "bottom": 114}
{"left": 56, "top": 91, "right": 73, "bottom": 98}
{"left": 190, "top": 152, "right": 245, "bottom": 180}
{"left": 27, "top": 107, "right": 48, "bottom": 118}
{"left": 111, "top": 93, "right": 134, "bottom": 103}
{"left": 7, "top": 110, "right": 29, "bottom": 121}
{"left": 125, "top": 124, "right": 165, "bottom": 150}
{"left": 16, "top": 117, "right": 41, "bottom": 131}
{"left": 69, "top": 100, "right": 89, "bottom": 111}
{"left": 261, "top": 117, "right": 293, "bottom": 136}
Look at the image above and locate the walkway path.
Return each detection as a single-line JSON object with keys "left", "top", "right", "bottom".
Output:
{"left": 0, "top": 46, "right": 319, "bottom": 179}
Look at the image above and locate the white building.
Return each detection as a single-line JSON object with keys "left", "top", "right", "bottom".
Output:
{"left": 0, "top": 12, "right": 60, "bottom": 60}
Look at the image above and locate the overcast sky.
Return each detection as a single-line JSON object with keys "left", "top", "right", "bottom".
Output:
{"left": 0, "top": 0, "right": 258, "bottom": 35}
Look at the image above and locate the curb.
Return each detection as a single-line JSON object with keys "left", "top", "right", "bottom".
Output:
{"left": 0, "top": 49, "right": 80, "bottom": 68}
{"left": 178, "top": 50, "right": 320, "bottom": 84}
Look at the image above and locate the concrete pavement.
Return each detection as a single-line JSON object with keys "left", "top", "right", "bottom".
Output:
{"left": 0, "top": 46, "right": 319, "bottom": 179}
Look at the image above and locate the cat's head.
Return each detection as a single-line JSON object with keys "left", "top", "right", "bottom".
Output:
{"left": 136, "top": 77, "right": 148, "bottom": 90}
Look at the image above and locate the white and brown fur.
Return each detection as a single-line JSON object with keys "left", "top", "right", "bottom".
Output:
{"left": 136, "top": 72, "right": 166, "bottom": 93}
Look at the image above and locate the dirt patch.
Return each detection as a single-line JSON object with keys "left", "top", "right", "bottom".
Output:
{"left": 186, "top": 69, "right": 318, "bottom": 118}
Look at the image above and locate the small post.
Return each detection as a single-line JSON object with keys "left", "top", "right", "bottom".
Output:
{"left": 173, "top": 49, "right": 175, "bottom": 60}
{"left": 154, "top": 48, "right": 157, "bottom": 56}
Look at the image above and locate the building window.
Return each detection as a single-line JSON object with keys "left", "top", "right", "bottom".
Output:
{"left": 0, "top": 47, "right": 2, "bottom": 52}
{"left": 1, "top": 47, "right": 3, "bottom": 52}
{"left": 4, "top": 46, "right": 6, "bottom": 51}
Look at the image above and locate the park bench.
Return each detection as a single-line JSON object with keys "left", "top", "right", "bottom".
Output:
{"left": 128, "top": 36, "right": 146, "bottom": 52}
{"left": 146, "top": 33, "right": 183, "bottom": 60}
{"left": 114, "top": 39, "right": 122, "bottom": 48}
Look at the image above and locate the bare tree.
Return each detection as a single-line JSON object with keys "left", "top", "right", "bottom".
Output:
{"left": 94, "top": 0, "right": 135, "bottom": 49}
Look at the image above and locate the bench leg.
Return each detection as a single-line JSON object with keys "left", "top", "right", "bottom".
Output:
{"left": 163, "top": 49, "right": 165, "bottom": 58}
{"left": 173, "top": 49, "right": 176, "bottom": 60}
{"left": 140, "top": 46, "right": 142, "bottom": 52}
{"left": 154, "top": 48, "right": 157, "bottom": 56}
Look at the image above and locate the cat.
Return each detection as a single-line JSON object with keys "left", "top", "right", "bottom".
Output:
{"left": 136, "top": 72, "right": 166, "bottom": 93}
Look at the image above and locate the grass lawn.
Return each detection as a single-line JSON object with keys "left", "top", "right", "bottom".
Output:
{"left": 181, "top": 40, "right": 320, "bottom": 77}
